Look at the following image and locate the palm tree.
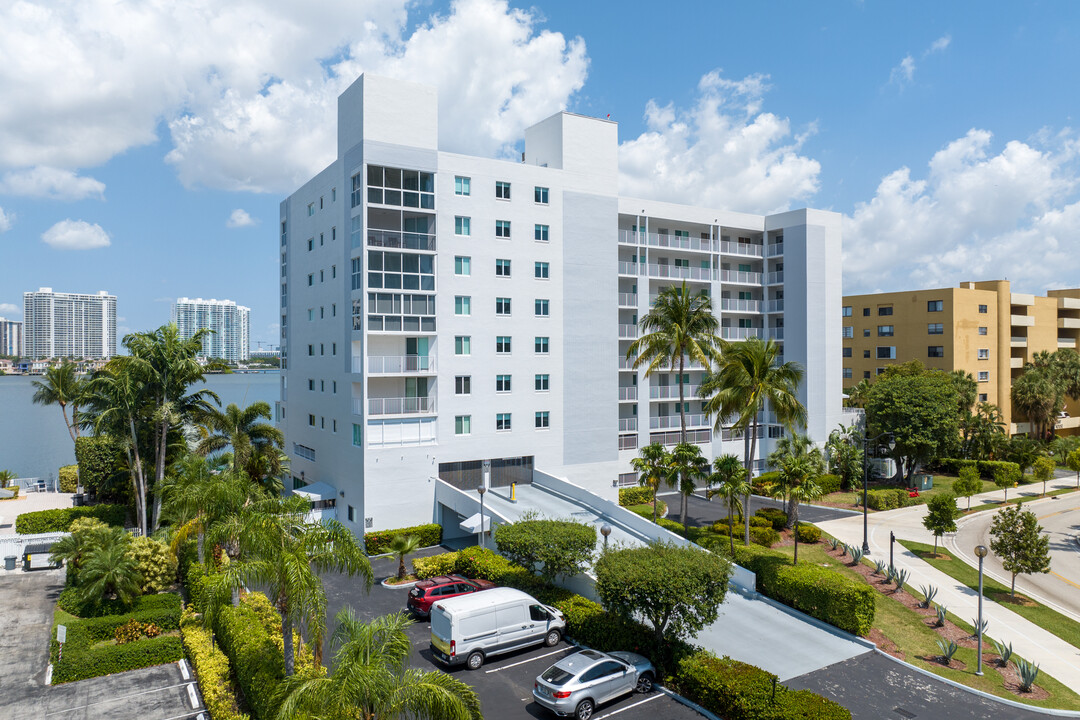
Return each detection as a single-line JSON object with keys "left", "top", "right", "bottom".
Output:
{"left": 390, "top": 535, "right": 422, "bottom": 581}
{"left": 627, "top": 282, "right": 721, "bottom": 444}
{"left": 788, "top": 480, "right": 824, "bottom": 565}
{"left": 49, "top": 518, "right": 111, "bottom": 580}
{"left": 667, "top": 442, "right": 709, "bottom": 532}
{"left": 195, "top": 401, "right": 284, "bottom": 487}
{"left": 31, "top": 360, "right": 85, "bottom": 443}
{"left": 776, "top": 443, "right": 826, "bottom": 528}
{"left": 0, "top": 469, "right": 15, "bottom": 489}
{"left": 700, "top": 337, "right": 806, "bottom": 546}
{"left": 845, "top": 378, "right": 872, "bottom": 408}
{"left": 161, "top": 455, "right": 259, "bottom": 564}
{"left": 1012, "top": 369, "right": 1058, "bottom": 439}
{"left": 203, "top": 495, "right": 374, "bottom": 676}
{"left": 630, "top": 443, "right": 671, "bottom": 523}
{"left": 76, "top": 527, "right": 142, "bottom": 607}
{"left": 275, "top": 608, "right": 482, "bottom": 720}
{"left": 707, "top": 454, "right": 749, "bottom": 556}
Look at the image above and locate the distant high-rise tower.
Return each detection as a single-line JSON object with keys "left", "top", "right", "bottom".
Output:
{"left": 172, "top": 297, "right": 251, "bottom": 362}
{"left": 0, "top": 317, "right": 22, "bottom": 357}
{"left": 23, "top": 288, "right": 116, "bottom": 359}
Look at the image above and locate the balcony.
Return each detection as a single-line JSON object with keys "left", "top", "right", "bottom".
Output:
{"left": 360, "top": 396, "right": 436, "bottom": 417}
{"left": 719, "top": 240, "right": 763, "bottom": 257}
{"left": 367, "top": 230, "right": 436, "bottom": 252}
{"left": 767, "top": 299, "right": 784, "bottom": 313}
{"left": 1059, "top": 338, "right": 1077, "bottom": 349}
{"left": 1010, "top": 357, "right": 1024, "bottom": 369}
{"left": 768, "top": 328, "right": 784, "bottom": 340}
{"left": 646, "top": 264, "right": 716, "bottom": 281}
{"left": 619, "top": 324, "right": 639, "bottom": 339}
{"left": 1059, "top": 317, "right": 1080, "bottom": 329}
{"left": 650, "top": 413, "right": 708, "bottom": 430}
{"left": 619, "top": 357, "right": 635, "bottom": 370}
{"left": 1010, "top": 293, "right": 1035, "bottom": 307}
{"left": 1010, "top": 336, "right": 1027, "bottom": 347}
{"left": 767, "top": 271, "right": 784, "bottom": 285}
{"left": 620, "top": 229, "right": 718, "bottom": 252}
{"left": 1058, "top": 296, "right": 1080, "bottom": 310}
{"left": 618, "top": 387, "right": 638, "bottom": 401}
{"left": 618, "top": 261, "right": 642, "bottom": 276}
{"left": 720, "top": 298, "right": 761, "bottom": 313}
{"left": 619, "top": 417, "right": 638, "bottom": 432}
{"left": 361, "top": 355, "right": 436, "bottom": 374}
{"left": 618, "top": 434, "right": 638, "bottom": 450}
{"left": 720, "top": 269, "right": 762, "bottom": 285}
{"left": 650, "top": 384, "right": 701, "bottom": 400}
{"left": 767, "top": 243, "right": 784, "bottom": 257}
{"left": 618, "top": 292, "right": 638, "bottom": 307}
{"left": 722, "top": 327, "right": 762, "bottom": 340}
{"left": 1011, "top": 314, "right": 1035, "bottom": 327}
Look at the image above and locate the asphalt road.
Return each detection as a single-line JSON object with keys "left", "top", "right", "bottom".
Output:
{"left": 949, "top": 490, "right": 1080, "bottom": 621}
{"left": 661, "top": 491, "right": 857, "bottom": 529}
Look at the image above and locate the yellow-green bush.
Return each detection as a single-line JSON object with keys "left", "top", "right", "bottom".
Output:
{"left": 59, "top": 464, "right": 79, "bottom": 492}
{"left": 180, "top": 606, "right": 250, "bottom": 720}
{"left": 131, "top": 536, "right": 177, "bottom": 594}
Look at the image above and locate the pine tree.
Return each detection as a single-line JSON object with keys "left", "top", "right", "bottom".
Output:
{"left": 989, "top": 503, "right": 1052, "bottom": 598}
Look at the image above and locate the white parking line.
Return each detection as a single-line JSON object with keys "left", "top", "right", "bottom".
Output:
{"left": 484, "top": 648, "right": 566, "bottom": 674}
{"left": 594, "top": 693, "right": 664, "bottom": 719}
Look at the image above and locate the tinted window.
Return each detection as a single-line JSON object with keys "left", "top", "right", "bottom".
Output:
{"left": 530, "top": 604, "right": 548, "bottom": 621}
{"left": 541, "top": 666, "right": 575, "bottom": 686}
{"left": 580, "top": 661, "right": 624, "bottom": 682}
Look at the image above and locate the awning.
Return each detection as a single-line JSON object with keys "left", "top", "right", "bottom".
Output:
{"left": 292, "top": 481, "right": 337, "bottom": 502}
{"left": 459, "top": 513, "right": 491, "bottom": 533}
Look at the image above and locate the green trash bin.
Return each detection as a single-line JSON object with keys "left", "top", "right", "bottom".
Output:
{"left": 912, "top": 474, "right": 934, "bottom": 491}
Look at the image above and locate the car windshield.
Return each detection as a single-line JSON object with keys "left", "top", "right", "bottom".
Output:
{"left": 541, "top": 666, "right": 575, "bottom": 686}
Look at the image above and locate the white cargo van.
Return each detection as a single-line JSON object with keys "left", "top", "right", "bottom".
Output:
{"left": 430, "top": 587, "right": 566, "bottom": 670}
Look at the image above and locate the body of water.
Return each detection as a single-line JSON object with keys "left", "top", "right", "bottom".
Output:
{"left": 0, "top": 371, "right": 280, "bottom": 481}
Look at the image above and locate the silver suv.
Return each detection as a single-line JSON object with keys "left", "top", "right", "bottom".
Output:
{"left": 532, "top": 648, "right": 655, "bottom": 719}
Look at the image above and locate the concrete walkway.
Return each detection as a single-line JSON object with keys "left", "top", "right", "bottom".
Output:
{"left": 0, "top": 492, "right": 75, "bottom": 535}
{"left": 816, "top": 478, "right": 1080, "bottom": 694}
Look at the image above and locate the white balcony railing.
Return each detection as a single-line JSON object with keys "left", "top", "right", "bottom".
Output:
{"left": 619, "top": 417, "right": 638, "bottom": 432}
{"left": 618, "top": 292, "right": 638, "bottom": 307}
{"left": 767, "top": 271, "right": 784, "bottom": 284}
{"left": 769, "top": 328, "right": 784, "bottom": 340}
{"left": 646, "top": 264, "right": 716, "bottom": 281}
{"left": 618, "top": 387, "right": 638, "bottom": 401}
{"left": 720, "top": 269, "right": 763, "bottom": 285}
{"left": 650, "top": 414, "right": 708, "bottom": 430}
{"left": 767, "top": 300, "right": 784, "bottom": 313}
{"left": 719, "top": 240, "right": 763, "bottom": 257}
{"left": 767, "top": 243, "right": 784, "bottom": 257}
{"left": 618, "top": 434, "right": 639, "bottom": 450}
{"left": 720, "top": 298, "right": 761, "bottom": 313}
{"left": 650, "top": 384, "right": 700, "bottom": 400}
{"left": 362, "top": 355, "right": 436, "bottom": 374}
{"left": 360, "top": 396, "right": 436, "bottom": 416}
{"left": 619, "top": 356, "right": 635, "bottom": 370}
{"left": 1010, "top": 336, "right": 1027, "bottom": 346}
{"left": 367, "top": 229, "right": 437, "bottom": 252}
{"left": 618, "top": 261, "right": 642, "bottom": 276}
{"left": 721, "top": 327, "right": 762, "bottom": 340}
{"left": 619, "top": 324, "right": 639, "bottom": 339}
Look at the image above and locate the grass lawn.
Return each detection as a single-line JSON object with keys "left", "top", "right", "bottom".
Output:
{"left": 899, "top": 539, "right": 1080, "bottom": 651}
{"left": 770, "top": 540, "right": 1080, "bottom": 710}
{"left": 961, "top": 486, "right": 1080, "bottom": 515}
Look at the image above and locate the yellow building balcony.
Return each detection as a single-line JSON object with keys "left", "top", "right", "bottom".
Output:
{"left": 1010, "top": 336, "right": 1027, "bottom": 347}
{"left": 1010, "top": 314, "right": 1035, "bottom": 327}
{"left": 1057, "top": 296, "right": 1080, "bottom": 310}
{"left": 1010, "top": 292, "right": 1035, "bottom": 306}
{"left": 1058, "top": 317, "right": 1080, "bottom": 329}
{"left": 1010, "top": 357, "right": 1024, "bottom": 369}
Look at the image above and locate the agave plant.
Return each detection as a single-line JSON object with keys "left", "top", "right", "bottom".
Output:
{"left": 971, "top": 617, "right": 989, "bottom": 638}
{"left": 937, "top": 639, "right": 959, "bottom": 663}
{"left": 918, "top": 584, "right": 938, "bottom": 609}
{"left": 935, "top": 605, "right": 947, "bottom": 628}
{"left": 1015, "top": 658, "right": 1040, "bottom": 692}
{"left": 849, "top": 547, "right": 865, "bottom": 565}
{"left": 829, "top": 537, "right": 840, "bottom": 551}
{"left": 885, "top": 565, "right": 897, "bottom": 583}
{"left": 873, "top": 560, "right": 886, "bottom": 576}
{"left": 893, "top": 568, "right": 909, "bottom": 592}
{"left": 991, "top": 638, "right": 1014, "bottom": 667}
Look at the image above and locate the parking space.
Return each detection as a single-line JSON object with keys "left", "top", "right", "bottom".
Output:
{"left": 322, "top": 548, "right": 702, "bottom": 719}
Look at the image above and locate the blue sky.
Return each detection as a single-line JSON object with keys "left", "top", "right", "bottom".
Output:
{"left": 2, "top": 0, "right": 1079, "bottom": 348}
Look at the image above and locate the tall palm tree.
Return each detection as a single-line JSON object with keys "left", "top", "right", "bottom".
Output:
{"left": 195, "top": 401, "right": 284, "bottom": 487}
{"left": 700, "top": 337, "right": 806, "bottom": 546}
{"left": 275, "top": 609, "right": 482, "bottom": 720}
{"left": 667, "top": 442, "right": 709, "bottom": 532}
{"left": 203, "top": 495, "right": 374, "bottom": 676}
{"left": 767, "top": 433, "right": 819, "bottom": 514}
{"left": 775, "top": 443, "right": 826, "bottom": 528}
{"left": 1012, "top": 369, "right": 1058, "bottom": 439}
{"left": 707, "top": 454, "right": 749, "bottom": 556}
{"left": 627, "top": 281, "right": 721, "bottom": 444}
{"left": 630, "top": 443, "right": 671, "bottom": 523}
{"left": 31, "top": 360, "right": 85, "bottom": 443}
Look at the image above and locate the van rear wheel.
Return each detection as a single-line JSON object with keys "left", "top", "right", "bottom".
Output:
{"left": 466, "top": 651, "right": 484, "bottom": 670}
{"left": 544, "top": 629, "right": 561, "bottom": 647}
{"left": 575, "top": 699, "right": 594, "bottom": 720}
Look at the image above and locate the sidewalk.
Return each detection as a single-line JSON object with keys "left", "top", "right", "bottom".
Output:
{"left": 815, "top": 476, "right": 1080, "bottom": 693}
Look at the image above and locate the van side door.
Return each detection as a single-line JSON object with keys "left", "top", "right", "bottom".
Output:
{"left": 494, "top": 601, "right": 533, "bottom": 651}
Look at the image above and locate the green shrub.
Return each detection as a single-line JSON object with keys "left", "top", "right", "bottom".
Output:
{"left": 755, "top": 507, "right": 787, "bottom": 531}
{"left": 657, "top": 517, "right": 686, "bottom": 535}
{"left": 58, "top": 586, "right": 180, "bottom": 619}
{"left": 977, "top": 460, "right": 1020, "bottom": 480}
{"left": 131, "top": 536, "right": 177, "bottom": 594}
{"left": 15, "top": 504, "right": 126, "bottom": 534}
{"left": 180, "top": 606, "right": 250, "bottom": 720}
{"left": 796, "top": 524, "right": 821, "bottom": 544}
{"left": 59, "top": 464, "right": 79, "bottom": 493}
{"left": 412, "top": 552, "right": 460, "bottom": 579}
{"left": 53, "top": 635, "right": 183, "bottom": 683}
{"left": 75, "top": 435, "right": 120, "bottom": 496}
{"left": 816, "top": 474, "right": 842, "bottom": 495}
{"left": 711, "top": 515, "right": 741, "bottom": 534}
{"left": 494, "top": 519, "right": 596, "bottom": 582}
{"left": 935, "top": 458, "right": 977, "bottom": 475}
{"left": 749, "top": 515, "right": 771, "bottom": 528}
{"left": 749, "top": 526, "right": 780, "bottom": 548}
{"left": 759, "top": 563, "right": 875, "bottom": 636}
{"left": 752, "top": 471, "right": 782, "bottom": 493}
{"left": 863, "top": 488, "right": 911, "bottom": 511}
{"left": 618, "top": 486, "right": 654, "bottom": 506}
{"left": 363, "top": 523, "right": 441, "bottom": 554}
{"left": 213, "top": 599, "right": 283, "bottom": 720}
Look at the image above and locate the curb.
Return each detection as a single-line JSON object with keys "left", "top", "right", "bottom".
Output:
{"left": 658, "top": 686, "right": 722, "bottom": 720}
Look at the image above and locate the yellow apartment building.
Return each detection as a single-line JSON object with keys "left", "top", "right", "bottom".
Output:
{"left": 842, "top": 280, "right": 1080, "bottom": 435}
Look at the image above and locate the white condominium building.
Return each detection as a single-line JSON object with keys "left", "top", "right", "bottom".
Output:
{"left": 23, "top": 288, "right": 116, "bottom": 359}
{"left": 279, "top": 74, "right": 842, "bottom": 534}
{"left": 0, "top": 317, "right": 22, "bottom": 357}
{"left": 172, "top": 297, "right": 251, "bottom": 362}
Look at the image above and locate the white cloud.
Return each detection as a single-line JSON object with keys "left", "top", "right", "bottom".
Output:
{"left": 0, "top": 206, "right": 11, "bottom": 233}
{"left": 41, "top": 219, "right": 111, "bottom": 250}
{"left": 0, "top": 302, "right": 19, "bottom": 316}
{"left": 843, "top": 128, "right": 1080, "bottom": 294}
{"left": 0, "top": 166, "right": 105, "bottom": 200}
{"left": 226, "top": 209, "right": 256, "bottom": 228}
{"left": 926, "top": 35, "right": 951, "bottom": 55}
{"left": 0, "top": 0, "right": 588, "bottom": 194}
{"left": 617, "top": 70, "right": 821, "bottom": 214}
{"left": 890, "top": 55, "right": 916, "bottom": 87}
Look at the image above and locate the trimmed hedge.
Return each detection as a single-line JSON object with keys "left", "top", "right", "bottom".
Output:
{"left": 755, "top": 508, "right": 787, "bottom": 531}
{"left": 75, "top": 435, "right": 120, "bottom": 495}
{"left": 936, "top": 458, "right": 1020, "bottom": 480}
{"left": 213, "top": 598, "right": 283, "bottom": 720}
{"left": 15, "top": 504, "right": 126, "bottom": 534}
{"left": 796, "top": 524, "right": 821, "bottom": 544}
{"left": 180, "top": 606, "right": 250, "bottom": 720}
{"left": 749, "top": 526, "right": 780, "bottom": 548}
{"left": 57, "top": 587, "right": 181, "bottom": 619}
{"left": 749, "top": 515, "right": 772, "bottom": 528}
{"left": 675, "top": 651, "right": 850, "bottom": 720}
{"left": 59, "top": 464, "right": 78, "bottom": 493}
{"left": 816, "top": 474, "right": 842, "bottom": 495}
{"left": 863, "top": 488, "right": 912, "bottom": 511}
{"left": 363, "top": 523, "right": 442, "bottom": 554}
{"left": 752, "top": 470, "right": 782, "bottom": 494}
{"left": 618, "top": 486, "right": 654, "bottom": 506}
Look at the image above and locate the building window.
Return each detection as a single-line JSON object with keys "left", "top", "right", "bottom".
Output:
{"left": 979, "top": 393, "right": 988, "bottom": 402}
{"left": 308, "top": 273, "right": 314, "bottom": 286}
{"left": 332, "top": 265, "right": 336, "bottom": 278}
{"left": 979, "top": 326, "right": 988, "bottom": 335}
{"left": 534, "top": 224, "right": 549, "bottom": 242}
{"left": 455, "top": 376, "right": 471, "bottom": 395}
{"left": 307, "top": 344, "right": 314, "bottom": 356}
{"left": 877, "top": 346, "right": 896, "bottom": 359}
{"left": 928, "top": 346, "right": 944, "bottom": 358}
{"left": 495, "top": 181, "right": 511, "bottom": 200}
{"left": 876, "top": 368, "right": 886, "bottom": 376}
{"left": 978, "top": 348, "right": 990, "bottom": 359}
{"left": 496, "top": 336, "right": 512, "bottom": 354}
{"left": 864, "top": 371, "right": 871, "bottom": 379}
{"left": 842, "top": 326, "right": 853, "bottom": 339}
{"left": 455, "top": 216, "right": 471, "bottom": 236}
{"left": 878, "top": 306, "right": 893, "bottom": 316}
{"left": 535, "top": 299, "right": 550, "bottom": 317}
{"left": 307, "top": 202, "right": 314, "bottom": 216}
{"left": 332, "top": 226, "right": 336, "bottom": 240}
{"left": 928, "top": 300, "right": 943, "bottom": 312}
{"left": 308, "top": 238, "right": 314, "bottom": 251}
{"left": 843, "top": 347, "right": 852, "bottom": 358}
{"left": 455, "top": 256, "right": 471, "bottom": 276}
{"left": 496, "top": 374, "right": 511, "bottom": 393}
{"left": 308, "top": 309, "right": 314, "bottom": 321}
{"left": 842, "top": 368, "right": 853, "bottom": 379}
{"left": 496, "top": 220, "right": 511, "bottom": 238}
{"left": 979, "top": 304, "right": 988, "bottom": 313}
{"left": 455, "top": 296, "right": 471, "bottom": 316}
{"left": 534, "top": 186, "right": 549, "bottom": 204}
{"left": 878, "top": 325, "right": 894, "bottom": 337}
{"left": 978, "top": 371, "right": 989, "bottom": 382}
{"left": 535, "top": 374, "right": 550, "bottom": 391}
{"left": 347, "top": 505, "right": 355, "bottom": 522}
{"left": 455, "top": 415, "right": 471, "bottom": 435}
{"left": 863, "top": 329, "right": 871, "bottom": 337}
{"left": 842, "top": 306, "right": 853, "bottom": 317}
{"left": 331, "top": 188, "right": 336, "bottom": 202}
{"left": 496, "top": 259, "right": 511, "bottom": 277}
{"left": 535, "top": 262, "right": 549, "bottom": 279}
{"left": 308, "top": 414, "right": 316, "bottom": 426}
{"left": 928, "top": 323, "right": 944, "bottom": 334}
{"left": 863, "top": 308, "right": 870, "bottom": 316}
{"left": 535, "top": 411, "right": 550, "bottom": 429}
{"left": 496, "top": 413, "right": 512, "bottom": 431}
{"left": 864, "top": 350, "right": 871, "bottom": 358}
{"left": 455, "top": 336, "right": 471, "bottom": 355}
{"left": 455, "top": 176, "right": 471, "bottom": 196}
{"left": 535, "top": 336, "right": 550, "bottom": 354}
{"left": 308, "top": 379, "right": 314, "bottom": 391}
{"left": 320, "top": 232, "right": 324, "bottom": 246}
{"left": 352, "top": 423, "right": 362, "bottom": 447}
{"left": 496, "top": 297, "right": 512, "bottom": 316}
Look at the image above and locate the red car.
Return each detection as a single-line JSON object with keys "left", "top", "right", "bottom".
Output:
{"left": 407, "top": 574, "right": 496, "bottom": 618}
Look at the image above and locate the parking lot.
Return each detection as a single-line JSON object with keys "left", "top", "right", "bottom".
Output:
{"left": 322, "top": 547, "right": 703, "bottom": 720}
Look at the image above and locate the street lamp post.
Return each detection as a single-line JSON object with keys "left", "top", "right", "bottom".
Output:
{"left": 601, "top": 523, "right": 612, "bottom": 551}
{"left": 975, "top": 544, "right": 988, "bottom": 676}
{"left": 861, "top": 431, "right": 895, "bottom": 554}
{"left": 477, "top": 486, "right": 487, "bottom": 549}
